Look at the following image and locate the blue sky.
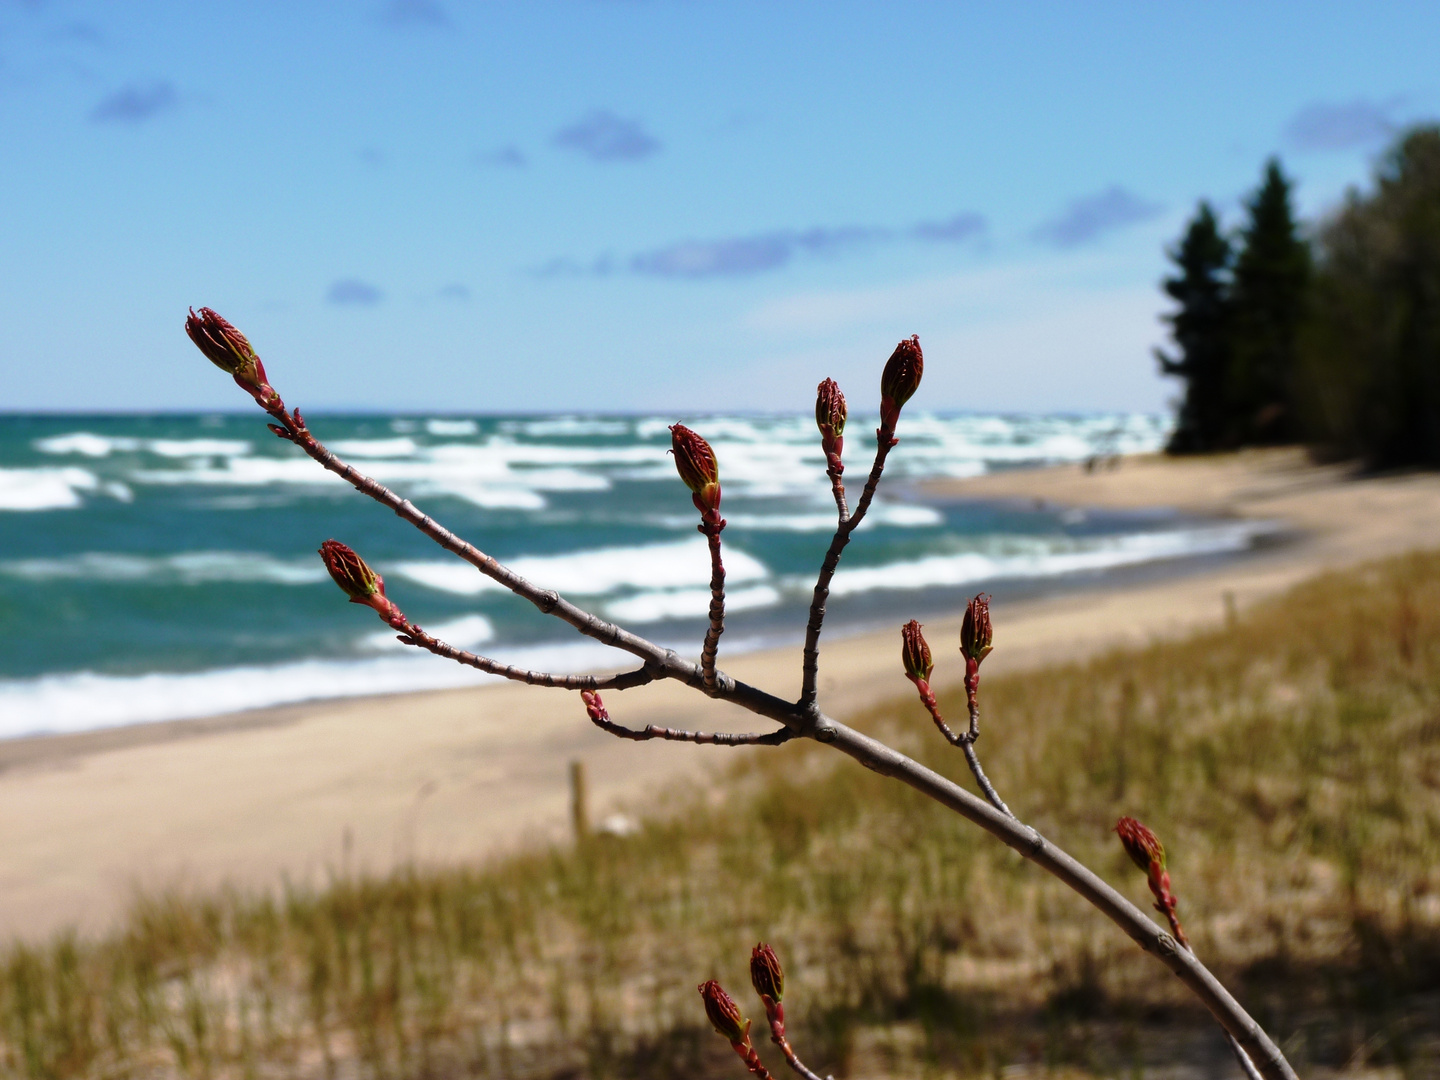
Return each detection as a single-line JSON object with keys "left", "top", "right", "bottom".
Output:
{"left": 1, "top": 1, "right": 1436, "bottom": 415}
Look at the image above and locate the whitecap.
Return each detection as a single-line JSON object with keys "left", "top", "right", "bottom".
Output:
{"left": 364, "top": 613, "right": 495, "bottom": 651}
{"left": 392, "top": 537, "right": 768, "bottom": 597}
{"left": 0, "top": 466, "right": 99, "bottom": 511}
{"left": 34, "top": 432, "right": 140, "bottom": 457}
{"left": 0, "top": 551, "right": 327, "bottom": 586}
{"left": 824, "top": 523, "right": 1274, "bottom": 597}
{"left": 424, "top": 418, "right": 479, "bottom": 436}
{"left": 0, "top": 639, "right": 646, "bottom": 734}
{"left": 329, "top": 437, "right": 419, "bottom": 458}
{"left": 146, "top": 438, "right": 251, "bottom": 458}
{"left": 604, "top": 584, "right": 782, "bottom": 623}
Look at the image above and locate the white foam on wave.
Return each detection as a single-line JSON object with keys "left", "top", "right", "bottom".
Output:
{"left": 0, "top": 638, "right": 639, "bottom": 736}
{"left": 0, "top": 466, "right": 100, "bottom": 511}
{"left": 34, "top": 433, "right": 251, "bottom": 459}
{"left": 364, "top": 613, "right": 495, "bottom": 651}
{"left": 604, "top": 584, "right": 782, "bottom": 623}
{"left": 502, "top": 417, "right": 632, "bottom": 438}
{"left": 719, "top": 502, "right": 944, "bottom": 532}
{"left": 392, "top": 537, "right": 768, "bottom": 597}
{"left": 0, "top": 551, "right": 327, "bottom": 585}
{"left": 330, "top": 437, "right": 419, "bottom": 458}
{"left": 147, "top": 438, "right": 251, "bottom": 458}
{"left": 425, "top": 419, "right": 479, "bottom": 436}
{"left": 129, "top": 443, "right": 616, "bottom": 510}
{"left": 34, "top": 432, "right": 139, "bottom": 457}
{"left": 824, "top": 522, "right": 1273, "bottom": 597}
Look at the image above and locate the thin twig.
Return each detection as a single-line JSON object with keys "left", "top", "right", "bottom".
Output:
{"left": 757, "top": 998, "right": 831, "bottom": 1080}
{"left": 1228, "top": 1035, "right": 1266, "bottom": 1080}
{"left": 701, "top": 519, "right": 726, "bottom": 693}
{"left": 911, "top": 678, "right": 1013, "bottom": 818}
{"left": 799, "top": 428, "right": 897, "bottom": 706}
{"left": 395, "top": 625, "right": 656, "bottom": 690}
{"left": 582, "top": 691, "right": 792, "bottom": 746}
{"left": 250, "top": 391, "right": 704, "bottom": 682}
{"left": 826, "top": 467, "right": 849, "bottom": 523}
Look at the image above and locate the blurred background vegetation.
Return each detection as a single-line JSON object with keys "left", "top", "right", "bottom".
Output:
{"left": 3, "top": 549, "right": 1438, "bottom": 1079}
{"left": 1158, "top": 125, "right": 1440, "bottom": 467}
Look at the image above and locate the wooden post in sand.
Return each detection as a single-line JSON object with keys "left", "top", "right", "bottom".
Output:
{"left": 569, "top": 760, "right": 589, "bottom": 843}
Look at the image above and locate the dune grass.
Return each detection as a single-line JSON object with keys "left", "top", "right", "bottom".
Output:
{"left": 4, "top": 550, "right": 1440, "bottom": 1078}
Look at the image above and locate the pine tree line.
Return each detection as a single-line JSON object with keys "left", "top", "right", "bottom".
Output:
{"left": 1158, "top": 124, "right": 1440, "bottom": 467}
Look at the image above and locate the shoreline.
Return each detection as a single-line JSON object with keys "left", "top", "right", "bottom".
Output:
{"left": 3, "top": 447, "right": 1438, "bottom": 941}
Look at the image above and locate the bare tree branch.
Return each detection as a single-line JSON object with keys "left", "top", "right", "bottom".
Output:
{"left": 702, "top": 521, "right": 727, "bottom": 692}
{"left": 581, "top": 691, "right": 793, "bottom": 746}
{"left": 395, "top": 626, "right": 657, "bottom": 690}
{"left": 188, "top": 310, "right": 1299, "bottom": 1080}
{"left": 799, "top": 430, "right": 897, "bottom": 707}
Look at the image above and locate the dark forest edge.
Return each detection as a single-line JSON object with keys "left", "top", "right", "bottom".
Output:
{"left": 1158, "top": 124, "right": 1440, "bottom": 468}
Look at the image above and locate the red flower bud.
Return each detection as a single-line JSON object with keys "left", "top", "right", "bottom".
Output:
{"left": 185, "top": 307, "right": 269, "bottom": 390}
{"left": 901, "top": 620, "right": 933, "bottom": 683}
{"left": 1114, "top": 816, "right": 1166, "bottom": 874}
{"left": 749, "top": 943, "right": 785, "bottom": 1004}
{"left": 670, "top": 423, "right": 721, "bottom": 515}
{"left": 879, "top": 335, "right": 923, "bottom": 430}
{"left": 960, "top": 593, "right": 993, "bottom": 665}
{"left": 698, "top": 980, "right": 749, "bottom": 1045}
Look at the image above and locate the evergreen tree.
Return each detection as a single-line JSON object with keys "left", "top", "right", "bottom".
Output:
{"left": 1300, "top": 126, "right": 1440, "bottom": 466}
{"left": 1156, "top": 202, "right": 1233, "bottom": 453}
{"left": 1228, "top": 159, "right": 1312, "bottom": 443}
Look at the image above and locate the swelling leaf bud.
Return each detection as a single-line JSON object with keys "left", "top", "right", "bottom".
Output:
{"left": 319, "top": 539, "right": 380, "bottom": 600}
{"left": 960, "top": 593, "right": 993, "bottom": 665}
{"left": 1115, "top": 816, "right": 1166, "bottom": 874}
{"left": 319, "top": 539, "right": 405, "bottom": 627}
{"left": 670, "top": 423, "right": 722, "bottom": 516}
{"left": 815, "top": 378, "right": 847, "bottom": 472}
{"left": 749, "top": 943, "right": 785, "bottom": 1004}
{"left": 815, "top": 379, "right": 847, "bottom": 439}
{"left": 879, "top": 335, "right": 923, "bottom": 430}
{"left": 698, "top": 980, "right": 749, "bottom": 1045}
{"left": 901, "top": 620, "right": 933, "bottom": 683}
{"left": 580, "top": 690, "right": 608, "bottom": 723}
{"left": 185, "top": 307, "right": 269, "bottom": 389}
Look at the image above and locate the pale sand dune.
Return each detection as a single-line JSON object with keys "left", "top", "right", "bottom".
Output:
{"left": 2, "top": 448, "right": 1438, "bottom": 941}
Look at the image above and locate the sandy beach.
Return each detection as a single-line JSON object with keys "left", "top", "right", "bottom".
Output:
{"left": 3, "top": 447, "right": 1438, "bottom": 942}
